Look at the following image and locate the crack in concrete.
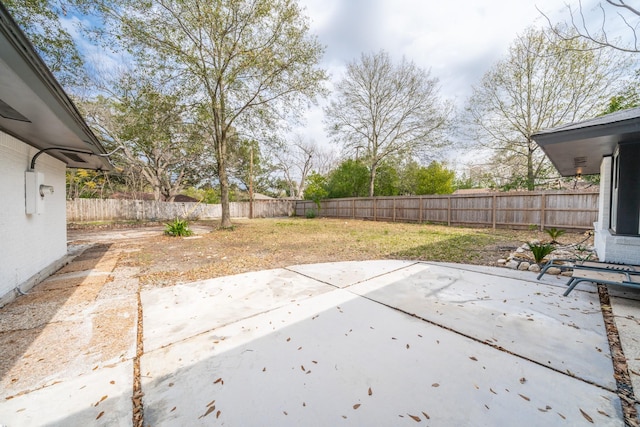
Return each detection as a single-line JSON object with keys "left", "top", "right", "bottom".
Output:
{"left": 354, "top": 290, "right": 621, "bottom": 396}
{"left": 132, "top": 286, "right": 144, "bottom": 427}
{"left": 598, "top": 284, "right": 640, "bottom": 427}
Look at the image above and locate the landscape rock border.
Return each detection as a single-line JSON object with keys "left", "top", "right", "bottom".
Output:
{"left": 497, "top": 237, "right": 597, "bottom": 276}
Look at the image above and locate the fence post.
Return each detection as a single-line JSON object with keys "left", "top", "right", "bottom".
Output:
{"left": 540, "top": 193, "right": 546, "bottom": 231}
{"left": 492, "top": 194, "right": 497, "bottom": 229}
{"left": 374, "top": 198, "right": 377, "bottom": 222}
{"left": 419, "top": 196, "right": 423, "bottom": 223}
{"left": 447, "top": 196, "right": 451, "bottom": 226}
{"left": 352, "top": 199, "right": 355, "bottom": 219}
{"left": 393, "top": 198, "right": 396, "bottom": 222}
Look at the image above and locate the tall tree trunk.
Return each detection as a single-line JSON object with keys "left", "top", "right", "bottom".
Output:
{"left": 369, "top": 164, "right": 377, "bottom": 197}
{"left": 527, "top": 143, "right": 535, "bottom": 191}
{"left": 218, "top": 138, "right": 232, "bottom": 228}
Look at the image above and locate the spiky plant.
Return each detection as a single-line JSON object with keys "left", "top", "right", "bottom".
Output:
{"left": 544, "top": 227, "right": 566, "bottom": 244}
{"left": 527, "top": 242, "right": 555, "bottom": 264}
{"left": 164, "top": 218, "right": 193, "bottom": 237}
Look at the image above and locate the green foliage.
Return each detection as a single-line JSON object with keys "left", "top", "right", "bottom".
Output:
{"left": 317, "top": 158, "right": 456, "bottom": 199}
{"left": 583, "top": 174, "right": 600, "bottom": 186}
{"left": 373, "top": 162, "right": 401, "bottom": 196}
{"left": 454, "top": 174, "right": 476, "bottom": 191}
{"left": 574, "top": 244, "right": 594, "bottom": 262}
{"left": 544, "top": 227, "right": 566, "bottom": 244}
{"left": 304, "top": 172, "right": 329, "bottom": 210}
{"left": 183, "top": 187, "right": 221, "bottom": 204}
{"left": 414, "top": 161, "right": 455, "bottom": 195}
{"left": 227, "top": 138, "right": 274, "bottom": 195}
{"left": 400, "top": 160, "right": 455, "bottom": 195}
{"left": 327, "top": 160, "right": 369, "bottom": 198}
{"left": 112, "top": 0, "right": 328, "bottom": 228}
{"left": 114, "top": 79, "right": 205, "bottom": 202}
{"left": 164, "top": 218, "right": 193, "bottom": 237}
{"left": 66, "top": 169, "right": 108, "bottom": 199}
{"left": 602, "top": 70, "right": 640, "bottom": 115}
{"left": 499, "top": 175, "right": 531, "bottom": 192}
{"left": 4, "top": 0, "right": 88, "bottom": 87}
{"left": 527, "top": 242, "right": 554, "bottom": 264}
{"left": 305, "top": 209, "right": 317, "bottom": 219}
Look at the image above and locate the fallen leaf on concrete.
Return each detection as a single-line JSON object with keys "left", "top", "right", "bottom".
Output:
{"left": 408, "top": 414, "right": 421, "bottom": 422}
{"left": 580, "top": 409, "right": 594, "bottom": 423}
{"left": 200, "top": 406, "right": 216, "bottom": 418}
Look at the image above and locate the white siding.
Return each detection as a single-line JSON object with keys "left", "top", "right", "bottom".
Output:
{"left": 594, "top": 156, "right": 640, "bottom": 264}
{"left": 0, "top": 132, "right": 67, "bottom": 302}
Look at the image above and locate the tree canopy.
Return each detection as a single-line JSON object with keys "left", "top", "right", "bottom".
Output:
{"left": 324, "top": 50, "right": 452, "bottom": 197}
{"left": 464, "top": 26, "right": 631, "bottom": 190}
{"left": 103, "top": 0, "right": 327, "bottom": 226}
{"left": 4, "top": 0, "right": 90, "bottom": 87}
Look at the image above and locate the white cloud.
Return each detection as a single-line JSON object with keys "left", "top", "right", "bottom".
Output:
{"left": 301, "top": 0, "right": 573, "bottom": 105}
{"left": 295, "top": 0, "right": 626, "bottom": 160}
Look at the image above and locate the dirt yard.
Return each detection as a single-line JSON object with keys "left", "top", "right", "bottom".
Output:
{"left": 68, "top": 218, "right": 594, "bottom": 289}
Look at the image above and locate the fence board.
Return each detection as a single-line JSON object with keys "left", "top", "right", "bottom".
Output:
{"left": 294, "top": 191, "right": 598, "bottom": 230}
{"left": 74, "top": 191, "right": 599, "bottom": 231}
{"left": 67, "top": 199, "right": 295, "bottom": 222}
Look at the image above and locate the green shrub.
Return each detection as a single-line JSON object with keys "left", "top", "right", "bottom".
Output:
{"left": 527, "top": 242, "right": 554, "bottom": 264}
{"left": 165, "top": 218, "right": 193, "bottom": 237}
{"left": 574, "top": 244, "right": 594, "bottom": 262}
{"left": 305, "top": 209, "right": 317, "bottom": 219}
{"left": 545, "top": 227, "right": 566, "bottom": 244}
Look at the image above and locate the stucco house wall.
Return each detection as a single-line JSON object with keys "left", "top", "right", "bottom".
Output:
{"left": 0, "top": 131, "right": 67, "bottom": 304}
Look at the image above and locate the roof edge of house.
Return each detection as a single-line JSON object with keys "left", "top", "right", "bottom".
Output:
{"left": 0, "top": 3, "right": 106, "bottom": 156}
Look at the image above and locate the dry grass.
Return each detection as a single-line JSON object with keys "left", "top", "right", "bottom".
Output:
{"left": 105, "top": 217, "right": 591, "bottom": 288}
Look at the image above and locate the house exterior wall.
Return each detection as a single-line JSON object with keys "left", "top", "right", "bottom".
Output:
{"left": 0, "top": 131, "right": 67, "bottom": 305}
{"left": 594, "top": 155, "right": 640, "bottom": 265}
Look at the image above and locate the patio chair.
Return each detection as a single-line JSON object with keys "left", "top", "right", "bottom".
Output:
{"left": 562, "top": 267, "right": 640, "bottom": 296}
{"left": 536, "top": 258, "right": 639, "bottom": 280}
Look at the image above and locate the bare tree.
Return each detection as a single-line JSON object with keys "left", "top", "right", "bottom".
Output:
{"left": 270, "top": 135, "right": 335, "bottom": 199}
{"left": 541, "top": 0, "right": 640, "bottom": 52}
{"left": 324, "top": 51, "right": 452, "bottom": 197}
{"left": 465, "top": 27, "right": 631, "bottom": 190}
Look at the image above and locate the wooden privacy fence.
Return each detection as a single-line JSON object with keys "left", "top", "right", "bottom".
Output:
{"left": 295, "top": 191, "right": 599, "bottom": 230}
{"left": 67, "top": 198, "right": 296, "bottom": 222}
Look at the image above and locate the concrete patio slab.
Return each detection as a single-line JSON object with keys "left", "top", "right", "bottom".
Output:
{"left": 3, "top": 244, "right": 639, "bottom": 427}
{"left": 348, "top": 262, "right": 614, "bottom": 389}
{"left": 141, "top": 287, "right": 622, "bottom": 426}
{"left": 138, "top": 261, "right": 634, "bottom": 426}
{"left": 287, "top": 259, "right": 419, "bottom": 288}
{"left": 142, "top": 268, "right": 336, "bottom": 352}
{"left": 1, "top": 361, "right": 133, "bottom": 427}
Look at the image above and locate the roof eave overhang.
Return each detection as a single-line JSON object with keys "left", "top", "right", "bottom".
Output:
{"left": 533, "top": 109, "right": 640, "bottom": 176}
{"left": 0, "top": 3, "right": 111, "bottom": 171}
